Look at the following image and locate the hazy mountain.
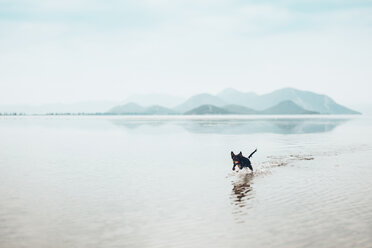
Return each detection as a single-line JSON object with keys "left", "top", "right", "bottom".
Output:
{"left": 108, "top": 103, "right": 145, "bottom": 114}
{"left": 2, "top": 88, "right": 359, "bottom": 115}
{"left": 217, "top": 87, "right": 360, "bottom": 114}
{"left": 144, "top": 105, "right": 177, "bottom": 115}
{"left": 174, "top": 93, "right": 226, "bottom": 113}
{"left": 108, "top": 103, "right": 176, "bottom": 115}
{"left": 184, "top": 105, "right": 231, "bottom": 115}
{"left": 223, "top": 104, "right": 257, "bottom": 114}
{"left": 260, "top": 100, "right": 319, "bottom": 115}
{"left": 108, "top": 86, "right": 360, "bottom": 115}
{"left": 257, "top": 88, "right": 359, "bottom": 114}
{"left": 0, "top": 101, "right": 119, "bottom": 114}
{"left": 183, "top": 101, "right": 317, "bottom": 115}
{"left": 217, "top": 88, "right": 258, "bottom": 107}
{"left": 122, "top": 94, "right": 185, "bottom": 108}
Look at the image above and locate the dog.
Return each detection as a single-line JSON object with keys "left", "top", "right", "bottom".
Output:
{"left": 231, "top": 149, "right": 257, "bottom": 172}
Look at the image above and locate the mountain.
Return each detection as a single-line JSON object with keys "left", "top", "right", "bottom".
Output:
{"left": 107, "top": 103, "right": 176, "bottom": 115}
{"left": 144, "top": 105, "right": 177, "bottom": 115}
{"left": 108, "top": 86, "right": 360, "bottom": 115}
{"left": 174, "top": 94, "right": 226, "bottom": 113}
{"left": 217, "top": 87, "right": 360, "bottom": 114}
{"left": 4, "top": 87, "right": 358, "bottom": 115}
{"left": 222, "top": 104, "right": 257, "bottom": 114}
{"left": 217, "top": 88, "right": 258, "bottom": 107}
{"left": 260, "top": 100, "right": 319, "bottom": 115}
{"left": 108, "top": 103, "right": 145, "bottom": 114}
{"left": 184, "top": 101, "right": 317, "bottom": 115}
{"left": 122, "top": 94, "right": 185, "bottom": 108}
{"left": 257, "top": 88, "right": 359, "bottom": 114}
{"left": 184, "top": 105, "right": 232, "bottom": 115}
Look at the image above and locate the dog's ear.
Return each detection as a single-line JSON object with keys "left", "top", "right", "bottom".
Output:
{"left": 238, "top": 151, "right": 242, "bottom": 156}
{"left": 231, "top": 151, "right": 235, "bottom": 159}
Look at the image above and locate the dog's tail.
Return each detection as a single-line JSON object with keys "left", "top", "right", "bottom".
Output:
{"left": 248, "top": 149, "right": 257, "bottom": 159}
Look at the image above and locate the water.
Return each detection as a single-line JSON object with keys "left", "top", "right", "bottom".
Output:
{"left": 0, "top": 115, "right": 371, "bottom": 248}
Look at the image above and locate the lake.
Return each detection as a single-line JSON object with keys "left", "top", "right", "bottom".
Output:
{"left": 0, "top": 115, "right": 371, "bottom": 248}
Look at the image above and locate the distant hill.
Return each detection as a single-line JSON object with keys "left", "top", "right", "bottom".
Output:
{"left": 260, "top": 100, "right": 319, "bottom": 115}
{"left": 217, "top": 88, "right": 258, "bottom": 107}
{"left": 108, "top": 103, "right": 176, "bottom": 115}
{"left": 223, "top": 104, "right": 257, "bottom": 114}
{"left": 182, "top": 101, "right": 317, "bottom": 115}
{"left": 102, "top": 88, "right": 362, "bottom": 116}
{"left": 0, "top": 87, "right": 360, "bottom": 115}
{"left": 216, "top": 87, "right": 360, "bottom": 114}
{"left": 107, "top": 87, "right": 361, "bottom": 115}
{"left": 122, "top": 94, "right": 185, "bottom": 108}
{"left": 108, "top": 103, "right": 145, "bottom": 114}
{"left": 174, "top": 94, "right": 226, "bottom": 113}
{"left": 184, "top": 105, "right": 231, "bottom": 115}
{"left": 144, "top": 105, "right": 177, "bottom": 115}
{"left": 1, "top": 87, "right": 359, "bottom": 115}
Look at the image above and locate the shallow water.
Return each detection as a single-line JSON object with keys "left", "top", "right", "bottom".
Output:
{"left": 0, "top": 115, "right": 371, "bottom": 248}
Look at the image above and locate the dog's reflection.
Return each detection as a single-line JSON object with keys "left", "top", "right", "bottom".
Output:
{"left": 230, "top": 172, "right": 254, "bottom": 208}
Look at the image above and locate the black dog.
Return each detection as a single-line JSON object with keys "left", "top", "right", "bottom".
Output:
{"left": 231, "top": 149, "right": 257, "bottom": 171}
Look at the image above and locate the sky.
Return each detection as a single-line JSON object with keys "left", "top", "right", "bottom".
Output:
{"left": 0, "top": 0, "right": 371, "bottom": 105}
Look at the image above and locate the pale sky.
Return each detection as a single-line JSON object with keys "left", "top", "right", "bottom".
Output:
{"left": 0, "top": 0, "right": 371, "bottom": 105}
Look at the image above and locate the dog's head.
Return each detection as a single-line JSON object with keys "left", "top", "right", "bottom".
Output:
{"left": 231, "top": 151, "right": 243, "bottom": 171}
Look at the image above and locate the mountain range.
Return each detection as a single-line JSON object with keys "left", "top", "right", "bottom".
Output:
{"left": 0, "top": 88, "right": 360, "bottom": 115}
{"left": 109, "top": 103, "right": 176, "bottom": 115}
{"left": 108, "top": 88, "right": 360, "bottom": 115}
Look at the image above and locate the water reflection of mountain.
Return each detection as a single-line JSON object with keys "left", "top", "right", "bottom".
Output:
{"left": 183, "top": 118, "right": 349, "bottom": 134}
{"left": 111, "top": 119, "right": 166, "bottom": 129}
{"left": 110, "top": 118, "right": 349, "bottom": 134}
